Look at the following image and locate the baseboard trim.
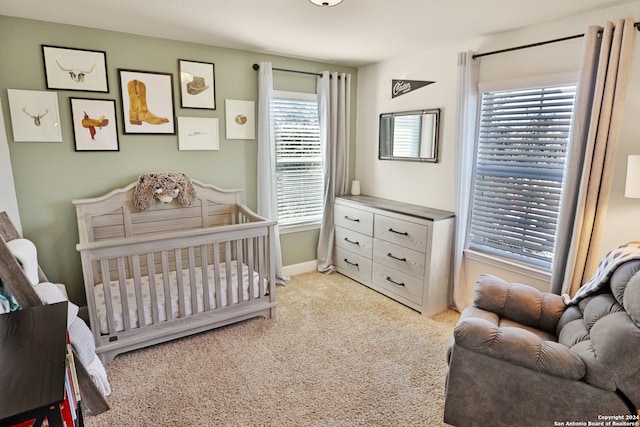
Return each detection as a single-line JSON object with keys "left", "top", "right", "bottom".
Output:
{"left": 283, "top": 260, "right": 317, "bottom": 277}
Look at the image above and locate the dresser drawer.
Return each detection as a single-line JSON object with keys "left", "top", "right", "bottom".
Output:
{"left": 334, "top": 204, "right": 374, "bottom": 236}
{"left": 373, "top": 239, "right": 425, "bottom": 280}
{"left": 374, "top": 214, "right": 428, "bottom": 253}
{"left": 334, "top": 246, "right": 372, "bottom": 283}
{"left": 336, "top": 226, "right": 373, "bottom": 258}
{"left": 372, "top": 263, "right": 423, "bottom": 305}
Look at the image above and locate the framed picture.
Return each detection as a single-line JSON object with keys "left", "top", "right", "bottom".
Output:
{"left": 7, "top": 89, "right": 62, "bottom": 142}
{"left": 179, "top": 59, "right": 216, "bottom": 109}
{"left": 178, "top": 117, "right": 219, "bottom": 150}
{"left": 119, "top": 69, "right": 175, "bottom": 134}
{"left": 225, "top": 99, "right": 255, "bottom": 140}
{"left": 42, "top": 45, "right": 108, "bottom": 92}
{"left": 70, "top": 98, "right": 119, "bottom": 151}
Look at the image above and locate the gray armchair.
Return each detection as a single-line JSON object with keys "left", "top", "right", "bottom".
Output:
{"left": 444, "top": 259, "right": 640, "bottom": 426}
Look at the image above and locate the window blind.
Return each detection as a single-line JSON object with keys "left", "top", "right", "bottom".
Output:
{"left": 271, "top": 97, "right": 323, "bottom": 228}
{"left": 469, "top": 84, "right": 577, "bottom": 269}
{"left": 392, "top": 115, "right": 422, "bottom": 157}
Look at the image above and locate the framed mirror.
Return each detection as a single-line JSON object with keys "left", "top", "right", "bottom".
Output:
{"left": 378, "top": 108, "right": 440, "bottom": 162}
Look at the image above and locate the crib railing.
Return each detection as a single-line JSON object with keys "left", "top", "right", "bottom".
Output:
{"left": 77, "top": 218, "right": 276, "bottom": 348}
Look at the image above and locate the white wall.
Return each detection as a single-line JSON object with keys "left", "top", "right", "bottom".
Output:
{"left": 356, "top": 48, "right": 460, "bottom": 212}
{"left": 356, "top": 1, "right": 640, "bottom": 295}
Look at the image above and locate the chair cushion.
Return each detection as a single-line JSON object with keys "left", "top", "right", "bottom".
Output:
{"left": 474, "top": 274, "right": 565, "bottom": 334}
{"left": 453, "top": 313, "right": 586, "bottom": 380}
{"left": 557, "top": 262, "right": 640, "bottom": 391}
{"left": 610, "top": 260, "right": 640, "bottom": 326}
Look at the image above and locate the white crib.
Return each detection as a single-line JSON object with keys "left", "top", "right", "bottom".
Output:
{"left": 73, "top": 180, "right": 276, "bottom": 363}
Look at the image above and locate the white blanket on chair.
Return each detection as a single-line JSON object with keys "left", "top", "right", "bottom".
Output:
{"left": 36, "top": 283, "right": 111, "bottom": 397}
{"left": 5, "top": 238, "right": 111, "bottom": 396}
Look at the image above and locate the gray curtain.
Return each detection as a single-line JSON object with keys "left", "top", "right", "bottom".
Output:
{"left": 257, "top": 61, "right": 289, "bottom": 284}
{"left": 317, "top": 71, "right": 351, "bottom": 273}
{"left": 551, "top": 18, "right": 636, "bottom": 296}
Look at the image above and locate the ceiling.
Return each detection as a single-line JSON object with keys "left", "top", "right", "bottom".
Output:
{"left": 1, "top": 0, "right": 638, "bottom": 67}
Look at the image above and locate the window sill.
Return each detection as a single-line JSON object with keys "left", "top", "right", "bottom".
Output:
{"left": 464, "top": 249, "right": 551, "bottom": 283}
{"left": 279, "top": 223, "right": 321, "bottom": 235}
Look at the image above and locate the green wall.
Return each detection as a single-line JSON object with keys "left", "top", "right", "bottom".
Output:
{"left": 0, "top": 15, "right": 357, "bottom": 305}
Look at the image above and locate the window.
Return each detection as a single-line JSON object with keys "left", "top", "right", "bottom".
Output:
{"left": 468, "top": 82, "right": 577, "bottom": 270}
{"left": 270, "top": 91, "right": 323, "bottom": 230}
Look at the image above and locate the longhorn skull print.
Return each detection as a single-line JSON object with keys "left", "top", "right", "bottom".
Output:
{"left": 22, "top": 107, "right": 48, "bottom": 126}
{"left": 56, "top": 60, "right": 95, "bottom": 83}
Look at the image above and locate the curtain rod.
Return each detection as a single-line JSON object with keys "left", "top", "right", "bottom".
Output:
{"left": 473, "top": 21, "right": 640, "bottom": 59}
{"left": 252, "top": 63, "right": 322, "bottom": 77}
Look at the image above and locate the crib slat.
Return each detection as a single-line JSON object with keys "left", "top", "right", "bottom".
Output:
{"left": 247, "top": 237, "right": 255, "bottom": 300}
{"left": 258, "top": 235, "right": 266, "bottom": 296}
{"left": 147, "top": 252, "right": 159, "bottom": 324}
{"left": 100, "top": 259, "right": 117, "bottom": 335}
{"left": 188, "top": 246, "right": 198, "bottom": 314}
{"left": 213, "top": 242, "right": 222, "bottom": 309}
{"left": 201, "top": 244, "right": 211, "bottom": 311}
{"left": 175, "top": 248, "right": 185, "bottom": 317}
{"left": 161, "top": 250, "right": 172, "bottom": 322}
{"left": 224, "top": 241, "right": 233, "bottom": 305}
{"left": 235, "top": 239, "right": 243, "bottom": 304}
{"left": 116, "top": 257, "right": 131, "bottom": 331}
{"left": 132, "top": 254, "right": 145, "bottom": 328}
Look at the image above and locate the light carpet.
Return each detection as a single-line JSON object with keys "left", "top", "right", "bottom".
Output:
{"left": 84, "top": 271, "right": 459, "bottom": 426}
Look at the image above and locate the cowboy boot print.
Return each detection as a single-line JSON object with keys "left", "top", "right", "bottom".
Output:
{"left": 127, "top": 79, "right": 169, "bottom": 125}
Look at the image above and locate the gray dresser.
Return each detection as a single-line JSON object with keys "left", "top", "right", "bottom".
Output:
{"left": 334, "top": 195, "right": 455, "bottom": 316}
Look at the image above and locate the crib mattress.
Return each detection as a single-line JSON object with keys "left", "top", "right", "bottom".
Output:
{"left": 94, "top": 261, "right": 261, "bottom": 334}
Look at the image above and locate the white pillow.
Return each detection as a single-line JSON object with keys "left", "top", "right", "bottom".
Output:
{"left": 7, "top": 238, "right": 39, "bottom": 286}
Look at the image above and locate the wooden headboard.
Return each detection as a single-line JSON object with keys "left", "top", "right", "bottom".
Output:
{"left": 73, "top": 179, "right": 245, "bottom": 245}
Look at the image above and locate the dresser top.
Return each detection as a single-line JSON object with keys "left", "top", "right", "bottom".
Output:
{"left": 336, "top": 195, "right": 455, "bottom": 221}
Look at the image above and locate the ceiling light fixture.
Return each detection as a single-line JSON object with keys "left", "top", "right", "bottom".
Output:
{"left": 308, "top": 0, "right": 343, "bottom": 6}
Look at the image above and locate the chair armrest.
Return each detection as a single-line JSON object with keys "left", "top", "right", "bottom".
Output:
{"left": 453, "top": 317, "right": 586, "bottom": 380}
{"left": 474, "top": 274, "right": 566, "bottom": 334}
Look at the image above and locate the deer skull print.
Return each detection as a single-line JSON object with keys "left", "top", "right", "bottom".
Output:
{"left": 22, "top": 107, "right": 48, "bottom": 126}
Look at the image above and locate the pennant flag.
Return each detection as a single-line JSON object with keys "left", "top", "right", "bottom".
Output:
{"left": 391, "top": 79, "right": 435, "bottom": 98}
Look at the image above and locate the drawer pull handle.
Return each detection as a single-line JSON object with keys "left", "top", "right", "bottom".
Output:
{"left": 344, "top": 258, "right": 360, "bottom": 269}
{"left": 344, "top": 215, "right": 360, "bottom": 222}
{"left": 386, "top": 276, "right": 405, "bottom": 287}
{"left": 344, "top": 237, "right": 360, "bottom": 245}
{"left": 388, "top": 228, "right": 408, "bottom": 236}
{"left": 387, "top": 252, "right": 407, "bottom": 262}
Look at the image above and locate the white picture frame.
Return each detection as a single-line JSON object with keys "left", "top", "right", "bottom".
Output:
{"left": 178, "top": 117, "right": 219, "bottom": 150}
{"left": 7, "top": 89, "right": 62, "bottom": 142}
{"left": 225, "top": 99, "right": 255, "bottom": 140}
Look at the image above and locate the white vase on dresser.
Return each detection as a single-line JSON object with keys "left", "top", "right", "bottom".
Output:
{"left": 333, "top": 195, "right": 455, "bottom": 316}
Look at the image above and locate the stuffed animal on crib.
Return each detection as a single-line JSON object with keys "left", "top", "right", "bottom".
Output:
{"left": 133, "top": 171, "right": 197, "bottom": 212}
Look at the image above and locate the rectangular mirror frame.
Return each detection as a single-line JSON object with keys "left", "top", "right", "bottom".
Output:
{"left": 378, "top": 108, "right": 440, "bottom": 163}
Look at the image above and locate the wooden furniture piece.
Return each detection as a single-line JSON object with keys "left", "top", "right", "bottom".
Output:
{"left": 0, "top": 302, "right": 79, "bottom": 427}
{"left": 334, "top": 195, "right": 455, "bottom": 316}
{"left": 0, "top": 211, "right": 109, "bottom": 416}
{"left": 73, "top": 179, "right": 276, "bottom": 363}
